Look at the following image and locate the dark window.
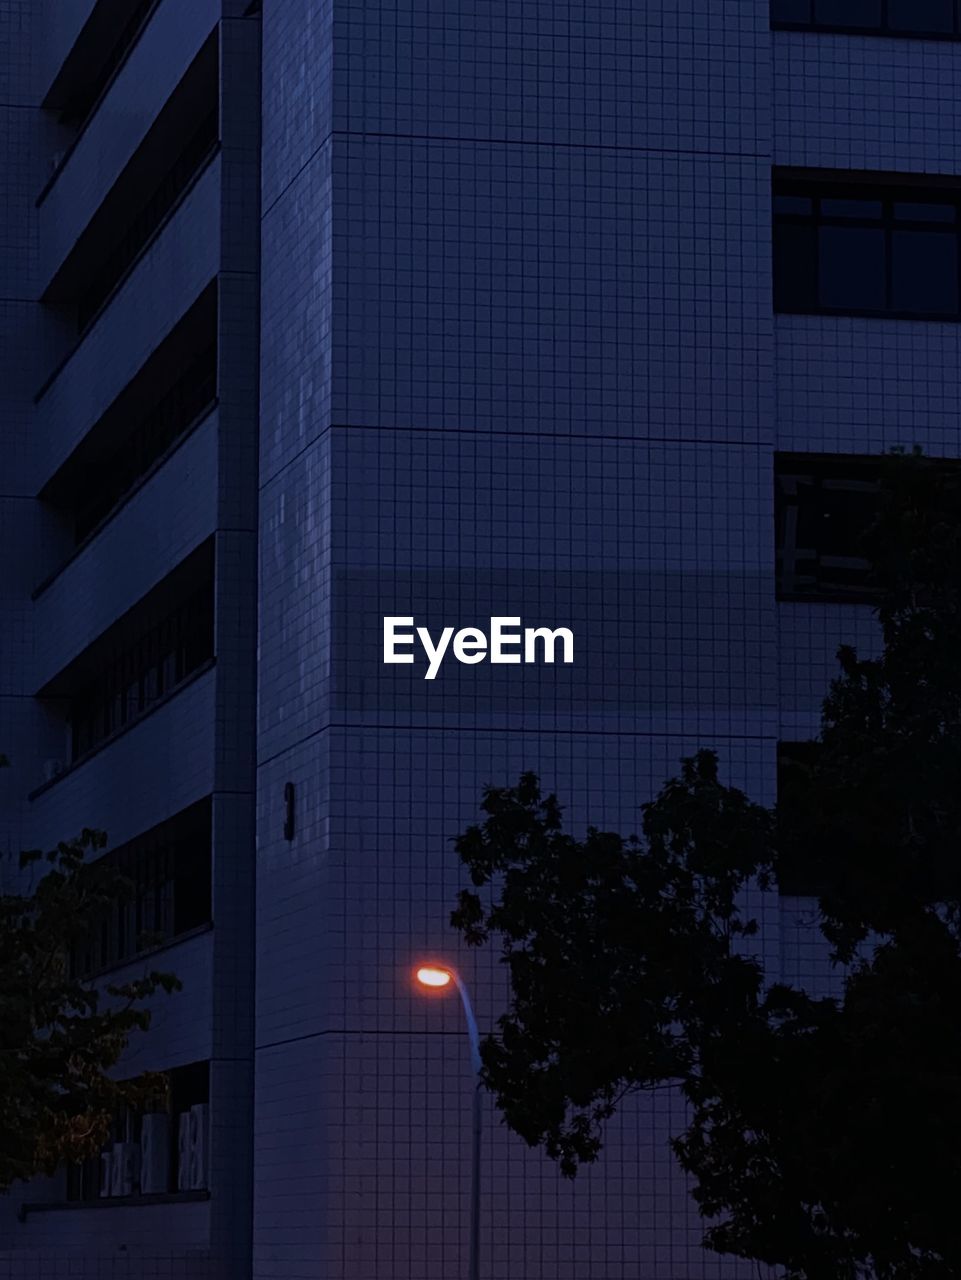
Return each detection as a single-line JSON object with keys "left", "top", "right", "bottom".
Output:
{"left": 817, "top": 0, "right": 883, "bottom": 24}
{"left": 57, "top": 0, "right": 157, "bottom": 129}
{"left": 773, "top": 0, "right": 817, "bottom": 18}
{"left": 774, "top": 174, "right": 961, "bottom": 320}
{"left": 73, "top": 342, "right": 217, "bottom": 543}
{"left": 76, "top": 107, "right": 218, "bottom": 333}
{"left": 818, "top": 223, "right": 886, "bottom": 311}
{"left": 66, "top": 1061, "right": 210, "bottom": 1202}
{"left": 70, "top": 799, "right": 212, "bottom": 979}
{"left": 773, "top": 220, "right": 817, "bottom": 312}
{"left": 772, "top": 0, "right": 961, "bottom": 36}
{"left": 775, "top": 455, "right": 881, "bottom": 601}
{"left": 891, "top": 230, "right": 959, "bottom": 314}
{"left": 777, "top": 742, "right": 824, "bottom": 896}
{"left": 37, "top": 285, "right": 217, "bottom": 582}
{"left": 70, "top": 586, "right": 214, "bottom": 760}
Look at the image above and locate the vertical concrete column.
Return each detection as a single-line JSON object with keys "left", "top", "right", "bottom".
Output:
{"left": 208, "top": 9, "right": 261, "bottom": 1279}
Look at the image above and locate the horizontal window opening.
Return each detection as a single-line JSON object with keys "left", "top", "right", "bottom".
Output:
{"left": 55, "top": 0, "right": 158, "bottom": 130}
{"left": 66, "top": 1061, "right": 210, "bottom": 1203}
{"left": 70, "top": 798, "right": 212, "bottom": 979}
{"left": 76, "top": 109, "right": 218, "bottom": 334}
{"left": 38, "top": 283, "right": 218, "bottom": 578}
{"left": 774, "top": 171, "right": 961, "bottom": 321}
{"left": 75, "top": 343, "right": 216, "bottom": 545}
{"left": 41, "top": 30, "right": 219, "bottom": 346}
{"left": 70, "top": 585, "right": 214, "bottom": 762}
{"left": 35, "top": 540, "right": 215, "bottom": 773}
{"left": 28, "top": 660, "right": 214, "bottom": 802}
{"left": 772, "top": 0, "right": 961, "bottom": 37}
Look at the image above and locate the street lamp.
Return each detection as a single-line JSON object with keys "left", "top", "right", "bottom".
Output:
{"left": 414, "top": 964, "right": 482, "bottom": 1280}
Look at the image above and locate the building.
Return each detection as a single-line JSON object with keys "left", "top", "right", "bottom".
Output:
{"left": 1, "top": 0, "right": 959, "bottom": 1276}
{"left": 0, "top": 1, "right": 260, "bottom": 1275}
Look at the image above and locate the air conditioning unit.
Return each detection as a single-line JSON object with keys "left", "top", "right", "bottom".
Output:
{"left": 177, "top": 1111, "right": 191, "bottom": 1191}
{"left": 140, "top": 1113, "right": 170, "bottom": 1194}
{"left": 188, "top": 1103, "right": 209, "bottom": 1190}
{"left": 100, "top": 1151, "right": 113, "bottom": 1198}
{"left": 110, "top": 1142, "right": 140, "bottom": 1197}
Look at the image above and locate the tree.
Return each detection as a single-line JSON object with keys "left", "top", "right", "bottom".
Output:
{"left": 452, "top": 452, "right": 961, "bottom": 1280}
{"left": 0, "top": 777, "right": 179, "bottom": 1192}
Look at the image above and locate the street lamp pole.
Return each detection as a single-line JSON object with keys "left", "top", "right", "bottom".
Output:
{"left": 452, "top": 970, "right": 482, "bottom": 1280}
{"left": 415, "top": 965, "right": 483, "bottom": 1280}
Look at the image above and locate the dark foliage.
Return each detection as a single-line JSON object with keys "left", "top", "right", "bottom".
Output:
{"left": 452, "top": 452, "right": 961, "bottom": 1279}
{"left": 0, "top": 784, "right": 179, "bottom": 1191}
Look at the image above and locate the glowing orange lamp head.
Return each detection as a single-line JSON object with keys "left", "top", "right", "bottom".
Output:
{"left": 416, "top": 965, "right": 453, "bottom": 989}
{"left": 413, "top": 962, "right": 481, "bottom": 1076}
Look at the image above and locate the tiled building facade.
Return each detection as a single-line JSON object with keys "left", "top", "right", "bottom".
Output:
{"left": 0, "top": 1, "right": 260, "bottom": 1275}
{"left": 1, "top": 1, "right": 958, "bottom": 1277}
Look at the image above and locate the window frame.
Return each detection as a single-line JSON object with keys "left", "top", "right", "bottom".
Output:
{"left": 72, "top": 342, "right": 217, "bottom": 546}
{"left": 771, "top": 0, "right": 961, "bottom": 40}
{"left": 775, "top": 453, "right": 884, "bottom": 604}
{"left": 774, "top": 174, "right": 961, "bottom": 322}
{"left": 69, "top": 586, "right": 215, "bottom": 763}
{"left": 75, "top": 108, "right": 220, "bottom": 336}
{"left": 70, "top": 800, "right": 212, "bottom": 981}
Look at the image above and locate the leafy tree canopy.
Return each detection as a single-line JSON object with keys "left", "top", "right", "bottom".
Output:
{"left": 0, "top": 793, "right": 179, "bottom": 1193}
{"left": 452, "top": 451, "right": 961, "bottom": 1280}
